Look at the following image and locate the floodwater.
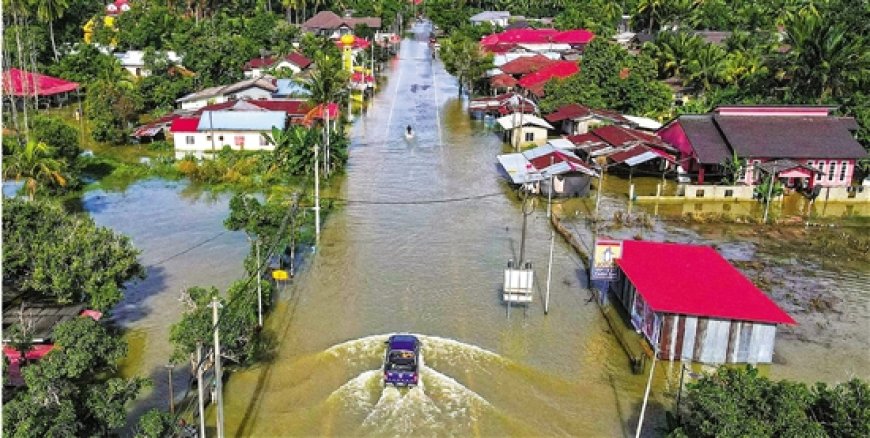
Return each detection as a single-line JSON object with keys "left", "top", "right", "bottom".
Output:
{"left": 220, "top": 23, "right": 667, "bottom": 437}
{"left": 82, "top": 180, "right": 249, "bottom": 422}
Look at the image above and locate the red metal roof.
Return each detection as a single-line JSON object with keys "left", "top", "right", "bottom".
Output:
{"left": 616, "top": 240, "right": 795, "bottom": 325}
{"left": 545, "top": 103, "right": 592, "bottom": 122}
{"left": 566, "top": 132, "right": 604, "bottom": 146}
{"left": 517, "top": 61, "right": 579, "bottom": 89}
{"left": 245, "top": 56, "right": 276, "bottom": 70}
{"left": 499, "top": 55, "right": 555, "bottom": 75}
{"left": 2, "top": 68, "right": 79, "bottom": 96}
{"left": 591, "top": 124, "right": 660, "bottom": 147}
{"left": 551, "top": 29, "right": 595, "bottom": 45}
{"left": 252, "top": 99, "right": 309, "bottom": 115}
{"left": 170, "top": 117, "right": 201, "bottom": 133}
{"left": 528, "top": 149, "right": 588, "bottom": 170}
{"left": 284, "top": 52, "right": 312, "bottom": 69}
{"left": 481, "top": 29, "right": 559, "bottom": 47}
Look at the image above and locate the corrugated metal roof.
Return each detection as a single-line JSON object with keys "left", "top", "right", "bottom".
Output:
{"left": 616, "top": 240, "right": 795, "bottom": 325}
{"left": 197, "top": 111, "right": 286, "bottom": 131}
{"left": 497, "top": 113, "right": 553, "bottom": 130}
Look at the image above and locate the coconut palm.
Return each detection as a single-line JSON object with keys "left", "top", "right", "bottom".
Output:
{"left": 637, "top": 0, "right": 664, "bottom": 34}
{"left": 685, "top": 43, "right": 728, "bottom": 92}
{"left": 35, "top": 0, "right": 69, "bottom": 61}
{"left": 783, "top": 6, "right": 868, "bottom": 102}
{"left": 2, "top": 140, "right": 67, "bottom": 201}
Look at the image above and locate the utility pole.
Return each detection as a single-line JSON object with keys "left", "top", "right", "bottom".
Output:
{"left": 635, "top": 346, "right": 659, "bottom": 438}
{"left": 545, "top": 156, "right": 555, "bottom": 315}
{"left": 763, "top": 172, "right": 775, "bottom": 223}
{"left": 256, "top": 238, "right": 263, "bottom": 327}
{"left": 324, "top": 106, "right": 330, "bottom": 178}
{"left": 210, "top": 298, "right": 224, "bottom": 438}
{"left": 314, "top": 142, "right": 321, "bottom": 242}
{"left": 165, "top": 364, "right": 175, "bottom": 414}
{"left": 518, "top": 186, "right": 534, "bottom": 266}
{"left": 196, "top": 342, "right": 206, "bottom": 438}
{"left": 289, "top": 192, "right": 299, "bottom": 276}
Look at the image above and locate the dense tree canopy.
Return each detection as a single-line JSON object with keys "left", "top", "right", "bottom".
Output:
{"left": 671, "top": 366, "right": 869, "bottom": 438}
{"left": 3, "top": 317, "right": 149, "bottom": 436}
{"left": 540, "top": 39, "right": 672, "bottom": 117}
{"left": 2, "top": 198, "right": 144, "bottom": 311}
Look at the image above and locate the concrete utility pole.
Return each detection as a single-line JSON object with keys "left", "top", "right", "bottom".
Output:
{"left": 314, "top": 142, "right": 321, "bottom": 242}
{"left": 635, "top": 346, "right": 659, "bottom": 438}
{"left": 763, "top": 173, "right": 775, "bottom": 223}
{"left": 289, "top": 192, "right": 299, "bottom": 276}
{"left": 165, "top": 364, "right": 175, "bottom": 414}
{"left": 196, "top": 342, "right": 206, "bottom": 438}
{"left": 256, "top": 238, "right": 263, "bottom": 327}
{"left": 545, "top": 157, "right": 555, "bottom": 315}
{"left": 210, "top": 298, "right": 225, "bottom": 438}
{"left": 324, "top": 105, "right": 331, "bottom": 177}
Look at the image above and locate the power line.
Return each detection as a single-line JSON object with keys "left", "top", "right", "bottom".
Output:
{"left": 150, "top": 231, "right": 228, "bottom": 266}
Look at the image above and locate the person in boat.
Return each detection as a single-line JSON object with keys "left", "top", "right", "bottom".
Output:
{"left": 406, "top": 125, "right": 414, "bottom": 137}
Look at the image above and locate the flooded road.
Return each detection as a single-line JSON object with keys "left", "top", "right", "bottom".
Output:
{"left": 220, "top": 23, "right": 664, "bottom": 437}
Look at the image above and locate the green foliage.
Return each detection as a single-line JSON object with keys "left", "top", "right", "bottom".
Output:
{"left": 133, "top": 409, "right": 181, "bottom": 438}
{"left": 555, "top": 0, "right": 622, "bottom": 37}
{"left": 46, "top": 43, "right": 125, "bottom": 86}
{"left": 303, "top": 52, "right": 350, "bottom": 106}
{"left": 169, "top": 280, "right": 273, "bottom": 366}
{"left": 754, "top": 174, "right": 785, "bottom": 202}
{"left": 173, "top": 17, "right": 260, "bottom": 87}
{"left": 135, "top": 50, "right": 195, "bottom": 112}
{"left": 2, "top": 139, "right": 68, "bottom": 200}
{"left": 116, "top": 4, "right": 182, "bottom": 50}
{"left": 2, "top": 198, "right": 144, "bottom": 310}
{"left": 439, "top": 33, "right": 494, "bottom": 96}
{"left": 540, "top": 39, "right": 671, "bottom": 117}
{"left": 671, "top": 366, "right": 868, "bottom": 438}
{"left": 30, "top": 115, "right": 80, "bottom": 165}
{"left": 265, "top": 125, "right": 320, "bottom": 177}
{"left": 720, "top": 150, "right": 747, "bottom": 185}
{"left": 85, "top": 79, "right": 144, "bottom": 144}
{"left": 2, "top": 317, "right": 149, "bottom": 436}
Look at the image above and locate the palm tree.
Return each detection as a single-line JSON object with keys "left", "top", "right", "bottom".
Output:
{"left": 35, "top": 0, "right": 70, "bottom": 61}
{"left": 783, "top": 6, "right": 868, "bottom": 102}
{"left": 686, "top": 44, "right": 727, "bottom": 92}
{"left": 637, "top": 0, "right": 664, "bottom": 34}
{"left": 2, "top": 140, "right": 67, "bottom": 201}
{"left": 264, "top": 125, "right": 319, "bottom": 176}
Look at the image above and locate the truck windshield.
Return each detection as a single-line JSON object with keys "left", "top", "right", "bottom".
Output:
{"left": 387, "top": 350, "right": 416, "bottom": 370}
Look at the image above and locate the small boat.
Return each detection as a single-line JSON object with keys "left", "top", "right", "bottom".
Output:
{"left": 405, "top": 125, "right": 415, "bottom": 140}
{"left": 383, "top": 334, "right": 420, "bottom": 387}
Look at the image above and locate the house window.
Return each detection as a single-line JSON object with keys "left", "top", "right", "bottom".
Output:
{"left": 752, "top": 160, "right": 761, "bottom": 183}
{"left": 816, "top": 161, "right": 824, "bottom": 181}
{"left": 260, "top": 135, "right": 269, "bottom": 146}
{"left": 839, "top": 161, "right": 848, "bottom": 181}
{"left": 524, "top": 131, "right": 534, "bottom": 142}
{"left": 828, "top": 162, "right": 836, "bottom": 180}
{"left": 218, "top": 135, "right": 225, "bottom": 143}
{"left": 234, "top": 136, "right": 245, "bottom": 147}
{"left": 185, "top": 136, "right": 195, "bottom": 145}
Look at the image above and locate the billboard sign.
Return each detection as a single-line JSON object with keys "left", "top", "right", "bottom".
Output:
{"left": 591, "top": 239, "right": 623, "bottom": 280}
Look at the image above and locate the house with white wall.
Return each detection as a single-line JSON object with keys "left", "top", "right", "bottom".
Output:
{"left": 114, "top": 50, "right": 183, "bottom": 77}
{"left": 176, "top": 77, "right": 277, "bottom": 110}
{"left": 170, "top": 110, "right": 286, "bottom": 159}
{"left": 243, "top": 52, "right": 312, "bottom": 78}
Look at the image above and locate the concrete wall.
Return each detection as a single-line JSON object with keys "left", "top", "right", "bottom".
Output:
{"left": 174, "top": 130, "right": 275, "bottom": 159}
{"left": 682, "top": 184, "right": 756, "bottom": 200}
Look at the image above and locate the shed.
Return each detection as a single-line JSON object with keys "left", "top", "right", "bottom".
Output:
{"left": 611, "top": 240, "right": 795, "bottom": 364}
{"left": 497, "top": 113, "right": 553, "bottom": 147}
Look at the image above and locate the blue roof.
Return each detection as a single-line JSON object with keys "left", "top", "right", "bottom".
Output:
{"left": 197, "top": 110, "right": 286, "bottom": 131}
{"left": 388, "top": 334, "right": 419, "bottom": 351}
{"left": 274, "top": 79, "right": 311, "bottom": 97}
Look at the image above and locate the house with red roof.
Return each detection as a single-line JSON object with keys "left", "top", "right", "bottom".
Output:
{"left": 545, "top": 103, "right": 632, "bottom": 135}
{"left": 481, "top": 28, "right": 594, "bottom": 53}
{"left": 658, "top": 105, "right": 867, "bottom": 187}
{"left": 243, "top": 52, "right": 312, "bottom": 78}
{"left": 499, "top": 54, "right": 555, "bottom": 76}
{"left": 496, "top": 144, "right": 599, "bottom": 197}
{"left": 105, "top": 0, "right": 131, "bottom": 16}
{"left": 517, "top": 60, "right": 579, "bottom": 96}
{"left": 302, "top": 11, "right": 381, "bottom": 39}
{"left": 609, "top": 240, "right": 795, "bottom": 364}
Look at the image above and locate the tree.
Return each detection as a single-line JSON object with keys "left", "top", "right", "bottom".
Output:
{"left": 133, "top": 409, "right": 181, "bottom": 438}
{"left": 554, "top": 0, "right": 621, "bottom": 37}
{"left": 720, "top": 150, "right": 747, "bottom": 185}
{"left": 85, "top": 78, "right": 144, "bottom": 144}
{"left": 2, "top": 140, "right": 67, "bottom": 200}
{"left": 3, "top": 317, "right": 149, "bottom": 436}
{"left": 2, "top": 198, "right": 144, "bottom": 310}
{"left": 46, "top": 43, "right": 125, "bottom": 86}
{"left": 439, "top": 33, "right": 493, "bottom": 96}
{"left": 34, "top": 0, "right": 69, "bottom": 61}
{"left": 670, "top": 366, "right": 867, "bottom": 437}
{"left": 115, "top": 3, "right": 182, "bottom": 50}
{"left": 30, "top": 115, "right": 81, "bottom": 165}
{"left": 263, "top": 125, "right": 320, "bottom": 177}
{"left": 685, "top": 43, "right": 728, "bottom": 92}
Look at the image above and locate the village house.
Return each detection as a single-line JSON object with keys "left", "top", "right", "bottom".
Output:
{"left": 658, "top": 105, "right": 867, "bottom": 187}
{"left": 243, "top": 52, "right": 312, "bottom": 78}
{"left": 114, "top": 50, "right": 183, "bottom": 77}
{"left": 497, "top": 113, "right": 553, "bottom": 147}
{"left": 610, "top": 240, "right": 795, "bottom": 364}
{"left": 469, "top": 11, "right": 511, "bottom": 27}
{"left": 496, "top": 144, "right": 598, "bottom": 196}
{"left": 176, "top": 77, "right": 277, "bottom": 110}
{"left": 545, "top": 103, "right": 634, "bottom": 135}
{"left": 516, "top": 60, "right": 579, "bottom": 96}
{"left": 170, "top": 109, "right": 286, "bottom": 159}
{"left": 301, "top": 11, "right": 381, "bottom": 39}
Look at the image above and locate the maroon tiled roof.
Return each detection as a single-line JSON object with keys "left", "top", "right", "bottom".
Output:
{"left": 284, "top": 52, "right": 312, "bottom": 69}
{"left": 566, "top": 132, "right": 604, "bottom": 146}
{"left": 713, "top": 115, "right": 867, "bottom": 159}
{"left": 545, "top": 103, "right": 592, "bottom": 122}
{"left": 302, "top": 11, "right": 381, "bottom": 31}
{"left": 252, "top": 100, "right": 309, "bottom": 115}
{"left": 675, "top": 115, "right": 731, "bottom": 164}
{"left": 245, "top": 56, "right": 276, "bottom": 70}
